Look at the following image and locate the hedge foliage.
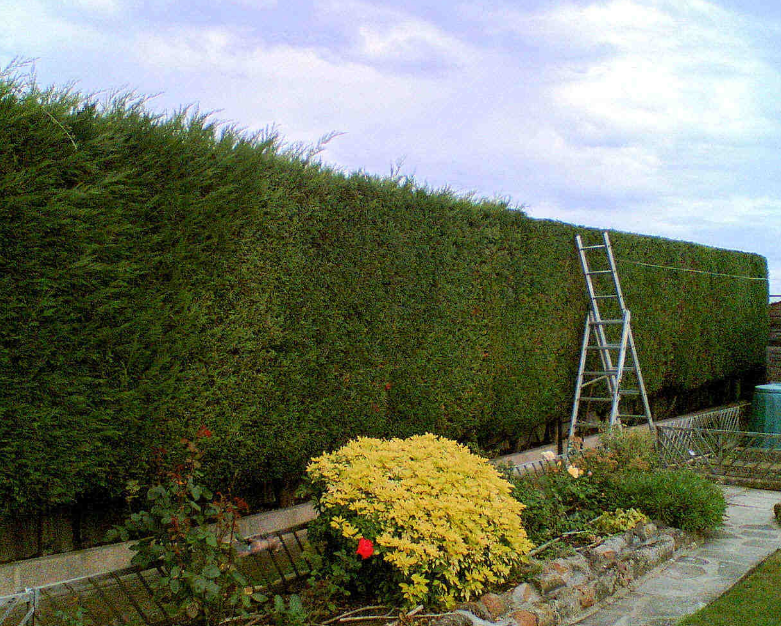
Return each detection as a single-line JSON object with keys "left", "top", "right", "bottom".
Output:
{"left": 0, "top": 68, "right": 769, "bottom": 514}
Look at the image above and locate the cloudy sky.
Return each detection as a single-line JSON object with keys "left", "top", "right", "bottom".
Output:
{"left": 2, "top": 0, "right": 780, "bottom": 296}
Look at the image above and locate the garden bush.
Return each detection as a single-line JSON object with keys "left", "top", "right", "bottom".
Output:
{"left": 598, "top": 427, "right": 659, "bottom": 471}
{"left": 106, "top": 428, "right": 266, "bottom": 625}
{"left": 305, "top": 433, "right": 533, "bottom": 607}
{"left": 509, "top": 430, "right": 725, "bottom": 544}
{"left": 611, "top": 469, "right": 726, "bottom": 533}
{"left": 591, "top": 508, "right": 650, "bottom": 535}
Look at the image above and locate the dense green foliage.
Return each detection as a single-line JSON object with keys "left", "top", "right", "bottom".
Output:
{"left": 613, "top": 469, "right": 727, "bottom": 533}
{"left": 0, "top": 67, "right": 768, "bottom": 514}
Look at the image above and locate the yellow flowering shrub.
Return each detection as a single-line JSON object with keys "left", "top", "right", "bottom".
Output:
{"left": 306, "top": 433, "right": 533, "bottom": 607}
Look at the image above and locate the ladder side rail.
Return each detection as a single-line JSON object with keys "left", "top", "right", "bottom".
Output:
{"left": 568, "top": 313, "right": 593, "bottom": 443}
{"left": 576, "top": 234, "right": 607, "bottom": 324}
{"left": 576, "top": 235, "right": 617, "bottom": 394}
{"left": 608, "top": 310, "right": 632, "bottom": 426}
{"left": 627, "top": 327, "right": 654, "bottom": 429}
{"left": 602, "top": 231, "right": 629, "bottom": 313}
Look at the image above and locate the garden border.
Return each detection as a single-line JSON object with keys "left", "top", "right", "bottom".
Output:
{"left": 0, "top": 403, "right": 750, "bottom": 625}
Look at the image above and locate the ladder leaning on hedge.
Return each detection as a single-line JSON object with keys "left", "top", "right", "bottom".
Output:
{"left": 568, "top": 232, "right": 653, "bottom": 446}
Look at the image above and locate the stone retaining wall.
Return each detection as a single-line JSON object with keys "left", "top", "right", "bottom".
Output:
{"left": 436, "top": 523, "right": 695, "bottom": 626}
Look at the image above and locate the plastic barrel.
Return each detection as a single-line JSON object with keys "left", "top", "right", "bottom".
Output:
{"left": 751, "top": 383, "right": 781, "bottom": 435}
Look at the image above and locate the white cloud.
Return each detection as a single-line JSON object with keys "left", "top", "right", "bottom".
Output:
{"left": 356, "top": 20, "right": 470, "bottom": 66}
{"left": 481, "top": 0, "right": 781, "bottom": 147}
{"left": 320, "top": 0, "right": 479, "bottom": 71}
{"left": 132, "top": 25, "right": 457, "bottom": 144}
{"left": 67, "top": 0, "right": 125, "bottom": 15}
{"left": 0, "top": 0, "right": 109, "bottom": 52}
{"left": 220, "top": 0, "right": 277, "bottom": 8}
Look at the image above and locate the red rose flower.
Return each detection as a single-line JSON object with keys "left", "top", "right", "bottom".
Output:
{"left": 356, "top": 537, "right": 374, "bottom": 560}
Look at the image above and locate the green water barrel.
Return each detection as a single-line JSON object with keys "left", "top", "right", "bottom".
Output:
{"left": 751, "top": 383, "right": 781, "bottom": 433}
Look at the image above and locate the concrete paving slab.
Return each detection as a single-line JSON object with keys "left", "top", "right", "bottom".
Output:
{"left": 570, "top": 485, "right": 781, "bottom": 626}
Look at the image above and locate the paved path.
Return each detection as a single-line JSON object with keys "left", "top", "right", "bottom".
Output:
{"left": 571, "top": 485, "right": 781, "bottom": 626}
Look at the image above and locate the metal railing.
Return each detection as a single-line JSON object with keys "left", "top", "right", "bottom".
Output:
{"left": 0, "top": 523, "right": 314, "bottom": 626}
{"left": 660, "top": 401, "right": 748, "bottom": 430}
{"left": 655, "top": 401, "right": 781, "bottom": 487}
{"left": 657, "top": 426, "right": 781, "bottom": 487}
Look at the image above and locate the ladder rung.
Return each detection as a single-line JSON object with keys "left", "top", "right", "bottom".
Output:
{"left": 586, "top": 344, "right": 622, "bottom": 350}
{"left": 581, "top": 245, "right": 607, "bottom": 250}
{"left": 579, "top": 397, "right": 614, "bottom": 402}
{"left": 593, "top": 294, "right": 619, "bottom": 299}
{"left": 586, "top": 270, "right": 613, "bottom": 275}
{"left": 619, "top": 389, "right": 640, "bottom": 395}
{"left": 584, "top": 368, "right": 635, "bottom": 375}
{"left": 589, "top": 319, "right": 624, "bottom": 325}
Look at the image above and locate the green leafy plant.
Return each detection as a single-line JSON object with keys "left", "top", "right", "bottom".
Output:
{"left": 509, "top": 431, "right": 724, "bottom": 547}
{"left": 107, "top": 428, "right": 266, "bottom": 625}
{"left": 510, "top": 465, "right": 608, "bottom": 545}
{"left": 306, "top": 433, "right": 533, "bottom": 608}
{"left": 272, "top": 594, "right": 308, "bottom": 626}
{"left": 591, "top": 508, "right": 650, "bottom": 535}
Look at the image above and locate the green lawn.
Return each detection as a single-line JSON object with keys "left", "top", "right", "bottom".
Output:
{"left": 678, "top": 550, "right": 781, "bottom": 626}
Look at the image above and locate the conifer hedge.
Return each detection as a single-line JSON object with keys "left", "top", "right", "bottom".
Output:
{"left": 0, "top": 71, "right": 769, "bottom": 514}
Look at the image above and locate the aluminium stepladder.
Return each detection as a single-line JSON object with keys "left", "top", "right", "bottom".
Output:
{"left": 567, "top": 232, "right": 653, "bottom": 449}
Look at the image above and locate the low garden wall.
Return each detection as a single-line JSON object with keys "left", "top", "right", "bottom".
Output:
{"left": 438, "top": 523, "right": 695, "bottom": 626}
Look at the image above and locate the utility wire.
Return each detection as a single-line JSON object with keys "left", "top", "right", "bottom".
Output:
{"left": 619, "top": 259, "right": 768, "bottom": 282}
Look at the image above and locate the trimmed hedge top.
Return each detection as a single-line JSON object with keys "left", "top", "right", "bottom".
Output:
{"left": 0, "top": 71, "right": 769, "bottom": 514}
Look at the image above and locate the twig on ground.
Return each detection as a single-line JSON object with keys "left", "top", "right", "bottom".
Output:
{"left": 339, "top": 615, "right": 394, "bottom": 623}
{"left": 321, "top": 604, "right": 390, "bottom": 626}
{"left": 527, "top": 529, "right": 597, "bottom": 557}
{"left": 219, "top": 613, "right": 264, "bottom": 625}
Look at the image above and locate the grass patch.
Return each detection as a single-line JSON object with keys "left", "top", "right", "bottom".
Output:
{"left": 678, "top": 550, "right": 781, "bottom": 626}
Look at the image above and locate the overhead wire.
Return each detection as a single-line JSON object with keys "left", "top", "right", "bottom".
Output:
{"left": 618, "top": 259, "right": 768, "bottom": 282}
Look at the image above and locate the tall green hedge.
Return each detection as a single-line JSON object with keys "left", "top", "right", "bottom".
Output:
{"left": 0, "top": 73, "right": 768, "bottom": 514}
